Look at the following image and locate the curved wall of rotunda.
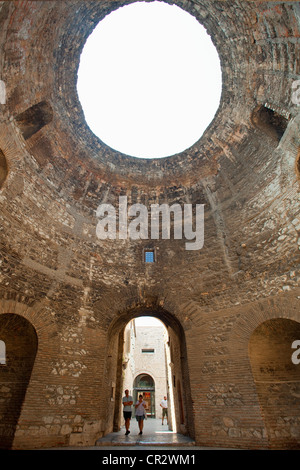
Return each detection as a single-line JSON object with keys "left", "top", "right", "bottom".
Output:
{"left": 0, "top": 0, "right": 299, "bottom": 449}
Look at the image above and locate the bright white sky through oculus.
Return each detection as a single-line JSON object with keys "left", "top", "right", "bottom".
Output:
{"left": 77, "top": 1, "right": 222, "bottom": 159}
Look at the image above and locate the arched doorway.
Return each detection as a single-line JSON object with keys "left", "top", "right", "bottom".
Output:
{"left": 133, "top": 374, "right": 155, "bottom": 418}
{"left": 249, "top": 317, "right": 300, "bottom": 449}
{"left": 0, "top": 314, "right": 38, "bottom": 449}
{"left": 105, "top": 307, "right": 195, "bottom": 439}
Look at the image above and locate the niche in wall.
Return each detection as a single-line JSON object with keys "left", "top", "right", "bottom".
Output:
{"left": 15, "top": 101, "right": 53, "bottom": 140}
{"left": 251, "top": 105, "right": 288, "bottom": 143}
{"left": 0, "top": 314, "right": 38, "bottom": 449}
{"left": 249, "top": 318, "right": 300, "bottom": 449}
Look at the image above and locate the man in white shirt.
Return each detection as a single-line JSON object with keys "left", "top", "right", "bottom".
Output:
{"left": 160, "top": 396, "right": 168, "bottom": 425}
{"left": 122, "top": 389, "right": 133, "bottom": 435}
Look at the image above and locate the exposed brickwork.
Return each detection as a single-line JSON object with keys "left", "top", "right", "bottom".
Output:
{"left": 0, "top": 0, "right": 299, "bottom": 450}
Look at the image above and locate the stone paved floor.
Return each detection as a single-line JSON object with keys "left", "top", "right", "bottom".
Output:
{"left": 95, "top": 418, "right": 196, "bottom": 448}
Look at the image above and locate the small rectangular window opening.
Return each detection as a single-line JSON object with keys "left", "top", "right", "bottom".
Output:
{"left": 144, "top": 249, "right": 155, "bottom": 263}
{"left": 0, "top": 340, "right": 6, "bottom": 365}
{"left": 142, "top": 348, "right": 155, "bottom": 353}
{"left": 111, "top": 381, "right": 115, "bottom": 402}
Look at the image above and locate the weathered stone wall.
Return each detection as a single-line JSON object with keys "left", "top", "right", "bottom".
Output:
{"left": 0, "top": 0, "right": 299, "bottom": 449}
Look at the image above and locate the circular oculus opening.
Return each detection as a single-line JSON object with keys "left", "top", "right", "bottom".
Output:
{"left": 77, "top": 1, "right": 222, "bottom": 159}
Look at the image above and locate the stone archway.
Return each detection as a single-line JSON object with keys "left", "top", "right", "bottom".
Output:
{"left": 104, "top": 306, "right": 195, "bottom": 440}
{"left": 0, "top": 313, "right": 38, "bottom": 449}
{"left": 249, "top": 317, "right": 300, "bottom": 449}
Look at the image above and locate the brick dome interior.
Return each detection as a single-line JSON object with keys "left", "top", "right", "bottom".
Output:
{"left": 0, "top": 0, "right": 299, "bottom": 450}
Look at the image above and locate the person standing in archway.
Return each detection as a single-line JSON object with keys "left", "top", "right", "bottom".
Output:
{"left": 135, "top": 394, "right": 147, "bottom": 435}
{"left": 122, "top": 389, "right": 133, "bottom": 435}
{"left": 160, "top": 396, "right": 168, "bottom": 425}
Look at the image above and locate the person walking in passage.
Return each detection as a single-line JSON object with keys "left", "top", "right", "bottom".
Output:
{"left": 135, "top": 394, "right": 147, "bottom": 435}
{"left": 160, "top": 396, "right": 168, "bottom": 425}
{"left": 122, "top": 389, "right": 133, "bottom": 435}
